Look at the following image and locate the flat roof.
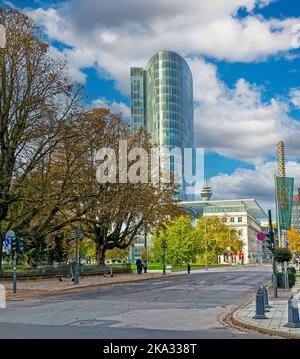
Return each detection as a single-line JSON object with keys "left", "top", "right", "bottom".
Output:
{"left": 180, "top": 198, "right": 267, "bottom": 220}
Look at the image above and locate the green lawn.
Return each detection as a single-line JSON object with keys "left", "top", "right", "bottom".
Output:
{"left": 130, "top": 263, "right": 225, "bottom": 271}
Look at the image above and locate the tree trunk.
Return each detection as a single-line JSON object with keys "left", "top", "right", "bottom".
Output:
{"left": 96, "top": 243, "right": 106, "bottom": 265}
{"left": 95, "top": 226, "right": 106, "bottom": 265}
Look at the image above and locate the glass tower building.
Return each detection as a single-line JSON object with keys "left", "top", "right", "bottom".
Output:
{"left": 131, "top": 51, "right": 195, "bottom": 199}
{"left": 291, "top": 193, "right": 300, "bottom": 233}
{"left": 131, "top": 50, "right": 193, "bottom": 148}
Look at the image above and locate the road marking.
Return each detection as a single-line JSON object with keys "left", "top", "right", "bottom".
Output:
{"left": 152, "top": 281, "right": 173, "bottom": 285}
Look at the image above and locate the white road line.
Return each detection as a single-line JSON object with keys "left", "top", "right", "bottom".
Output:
{"left": 152, "top": 281, "right": 173, "bottom": 285}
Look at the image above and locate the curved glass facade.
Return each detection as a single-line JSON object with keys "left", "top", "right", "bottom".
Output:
{"left": 145, "top": 51, "right": 194, "bottom": 149}
{"left": 131, "top": 51, "right": 194, "bottom": 200}
{"left": 131, "top": 51, "right": 194, "bottom": 149}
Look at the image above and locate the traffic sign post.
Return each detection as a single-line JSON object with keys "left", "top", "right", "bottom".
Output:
{"left": 5, "top": 231, "right": 25, "bottom": 294}
{"left": 257, "top": 232, "right": 266, "bottom": 242}
{"left": 12, "top": 252, "right": 17, "bottom": 294}
{"left": 6, "top": 230, "right": 17, "bottom": 293}
{"left": 161, "top": 240, "right": 167, "bottom": 275}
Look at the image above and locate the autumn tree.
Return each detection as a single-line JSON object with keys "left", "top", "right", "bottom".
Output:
{"left": 0, "top": 8, "right": 83, "bottom": 269}
{"left": 195, "top": 216, "right": 243, "bottom": 264}
{"left": 72, "top": 109, "right": 181, "bottom": 264}
{"left": 5, "top": 119, "right": 89, "bottom": 266}
{"left": 105, "top": 248, "right": 129, "bottom": 262}
{"left": 287, "top": 229, "right": 300, "bottom": 254}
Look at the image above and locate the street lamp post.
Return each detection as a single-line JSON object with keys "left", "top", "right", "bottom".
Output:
{"left": 71, "top": 228, "right": 84, "bottom": 284}
{"left": 205, "top": 216, "right": 208, "bottom": 271}
{"left": 161, "top": 240, "right": 167, "bottom": 275}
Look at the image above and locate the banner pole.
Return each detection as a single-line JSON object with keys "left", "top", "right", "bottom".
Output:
{"left": 274, "top": 174, "right": 281, "bottom": 246}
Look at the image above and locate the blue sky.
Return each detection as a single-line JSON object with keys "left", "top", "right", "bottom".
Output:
{"left": 2, "top": 0, "right": 300, "bottom": 209}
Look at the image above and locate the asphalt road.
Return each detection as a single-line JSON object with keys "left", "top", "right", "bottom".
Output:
{"left": 0, "top": 266, "right": 273, "bottom": 339}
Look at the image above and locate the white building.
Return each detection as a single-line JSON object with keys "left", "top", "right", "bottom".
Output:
{"left": 180, "top": 199, "right": 268, "bottom": 264}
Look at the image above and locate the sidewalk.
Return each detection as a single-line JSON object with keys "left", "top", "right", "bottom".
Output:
{"left": 0, "top": 270, "right": 187, "bottom": 301}
{"left": 232, "top": 275, "right": 300, "bottom": 338}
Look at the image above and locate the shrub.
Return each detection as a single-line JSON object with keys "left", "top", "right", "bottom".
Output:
{"left": 274, "top": 248, "right": 292, "bottom": 263}
{"left": 276, "top": 267, "right": 296, "bottom": 288}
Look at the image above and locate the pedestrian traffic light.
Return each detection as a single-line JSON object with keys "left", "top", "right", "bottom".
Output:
{"left": 11, "top": 236, "right": 17, "bottom": 253}
{"left": 17, "top": 237, "right": 24, "bottom": 253}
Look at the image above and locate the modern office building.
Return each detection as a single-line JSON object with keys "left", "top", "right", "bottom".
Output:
{"left": 291, "top": 193, "right": 300, "bottom": 233}
{"left": 131, "top": 50, "right": 194, "bottom": 148}
{"left": 180, "top": 198, "right": 268, "bottom": 264}
{"left": 131, "top": 51, "right": 195, "bottom": 200}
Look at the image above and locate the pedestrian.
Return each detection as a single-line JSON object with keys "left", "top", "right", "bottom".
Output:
{"left": 136, "top": 258, "right": 142, "bottom": 274}
{"left": 187, "top": 261, "right": 191, "bottom": 274}
{"left": 143, "top": 260, "right": 148, "bottom": 273}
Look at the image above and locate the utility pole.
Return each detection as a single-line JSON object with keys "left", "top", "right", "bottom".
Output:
{"left": 268, "top": 209, "right": 278, "bottom": 298}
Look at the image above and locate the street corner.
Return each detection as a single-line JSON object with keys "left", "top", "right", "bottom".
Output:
{"left": 232, "top": 295, "right": 300, "bottom": 339}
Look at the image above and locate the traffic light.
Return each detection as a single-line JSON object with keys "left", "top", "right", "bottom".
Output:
{"left": 17, "top": 237, "right": 24, "bottom": 253}
{"left": 265, "top": 230, "right": 275, "bottom": 251}
{"left": 11, "top": 236, "right": 17, "bottom": 253}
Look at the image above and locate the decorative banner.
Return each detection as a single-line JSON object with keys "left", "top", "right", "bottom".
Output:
{"left": 276, "top": 176, "right": 294, "bottom": 230}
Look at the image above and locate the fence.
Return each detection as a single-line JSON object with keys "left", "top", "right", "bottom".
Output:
{"left": 0, "top": 263, "right": 131, "bottom": 279}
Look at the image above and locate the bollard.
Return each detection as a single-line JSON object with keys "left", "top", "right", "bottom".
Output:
{"left": 0, "top": 285, "right": 6, "bottom": 309}
{"left": 261, "top": 286, "right": 271, "bottom": 309}
{"left": 253, "top": 288, "right": 267, "bottom": 319}
{"left": 284, "top": 294, "right": 300, "bottom": 328}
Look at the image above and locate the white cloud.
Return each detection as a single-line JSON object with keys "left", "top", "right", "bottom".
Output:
{"left": 24, "top": 1, "right": 300, "bottom": 164}
{"left": 92, "top": 98, "right": 130, "bottom": 120}
{"left": 189, "top": 58, "right": 300, "bottom": 164}
{"left": 290, "top": 89, "right": 300, "bottom": 109}
{"left": 26, "top": 1, "right": 300, "bottom": 94}
{"left": 209, "top": 160, "right": 300, "bottom": 214}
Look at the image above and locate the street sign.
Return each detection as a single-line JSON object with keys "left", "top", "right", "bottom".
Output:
{"left": 3, "top": 239, "right": 9, "bottom": 248}
{"left": 71, "top": 229, "right": 84, "bottom": 239}
{"left": 284, "top": 241, "right": 289, "bottom": 248}
{"left": 71, "top": 229, "right": 77, "bottom": 239}
{"left": 257, "top": 232, "right": 266, "bottom": 241}
{"left": 161, "top": 240, "right": 168, "bottom": 249}
{"left": 5, "top": 230, "right": 15, "bottom": 240}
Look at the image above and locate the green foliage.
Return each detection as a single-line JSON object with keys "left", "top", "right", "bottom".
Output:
{"left": 151, "top": 215, "right": 243, "bottom": 266}
{"left": 80, "top": 238, "right": 96, "bottom": 261}
{"left": 151, "top": 215, "right": 198, "bottom": 265}
{"left": 274, "top": 247, "right": 292, "bottom": 262}
{"left": 105, "top": 247, "right": 128, "bottom": 261}
{"left": 276, "top": 267, "right": 296, "bottom": 288}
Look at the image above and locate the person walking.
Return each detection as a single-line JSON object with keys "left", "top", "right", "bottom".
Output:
{"left": 143, "top": 260, "right": 148, "bottom": 273}
{"left": 187, "top": 261, "right": 191, "bottom": 274}
{"left": 136, "top": 258, "right": 142, "bottom": 274}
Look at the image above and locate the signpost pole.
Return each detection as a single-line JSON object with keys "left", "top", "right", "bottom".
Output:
{"left": 268, "top": 210, "right": 278, "bottom": 298}
{"left": 13, "top": 251, "right": 17, "bottom": 294}
{"left": 274, "top": 174, "right": 281, "bottom": 246}
{"left": 161, "top": 240, "right": 167, "bottom": 275}
{"left": 74, "top": 230, "right": 79, "bottom": 284}
{"left": 163, "top": 248, "right": 166, "bottom": 275}
{"left": 205, "top": 217, "right": 208, "bottom": 271}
